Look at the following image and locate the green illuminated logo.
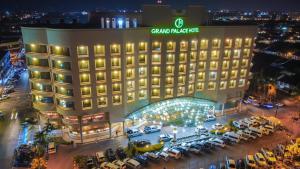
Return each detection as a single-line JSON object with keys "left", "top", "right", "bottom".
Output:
{"left": 150, "top": 17, "right": 199, "bottom": 35}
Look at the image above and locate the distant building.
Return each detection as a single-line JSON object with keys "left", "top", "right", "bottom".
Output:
{"left": 0, "top": 50, "right": 12, "bottom": 84}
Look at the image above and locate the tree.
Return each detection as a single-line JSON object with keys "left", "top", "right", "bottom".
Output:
{"left": 34, "top": 131, "right": 47, "bottom": 146}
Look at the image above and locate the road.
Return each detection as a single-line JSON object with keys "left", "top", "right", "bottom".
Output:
{"left": 0, "top": 70, "right": 33, "bottom": 169}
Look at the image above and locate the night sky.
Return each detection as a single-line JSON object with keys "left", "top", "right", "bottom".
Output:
{"left": 1, "top": 0, "right": 300, "bottom": 11}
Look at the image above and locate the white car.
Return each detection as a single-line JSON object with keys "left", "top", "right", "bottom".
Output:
{"left": 232, "top": 121, "right": 246, "bottom": 129}
{"left": 126, "top": 129, "right": 143, "bottom": 138}
{"left": 212, "top": 123, "right": 224, "bottom": 130}
{"left": 123, "top": 158, "right": 141, "bottom": 169}
{"left": 205, "top": 114, "right": 216, "bottom": 122}
{"left": 236, "top": 131, "right": 249, "bottom": 141}
{"left": 243, "top": 129, "right": 256, "bottom": 139}
{"left": 195, "top": 126, "right": 208, "bottom": 134}
{"left": 208, "top": 138, "right": 225, "bottom": 148}
{"left": 157, "top": 152, "right": 169, "bottom": 161}
{"left": 166, "top": 148, "right": 182, "bottom": 159}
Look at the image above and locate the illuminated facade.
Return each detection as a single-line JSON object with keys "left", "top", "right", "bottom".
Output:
{"left": 22, "top": 4, "right": 256, "bottom": 143}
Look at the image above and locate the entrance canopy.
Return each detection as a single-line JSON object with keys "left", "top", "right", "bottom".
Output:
{"left": 126, "top": 97, "right": 216, "bottom": 127}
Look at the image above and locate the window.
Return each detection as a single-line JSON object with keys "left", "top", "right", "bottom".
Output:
{"left": 165, "top": 77, "right": 174, "bottom": 86}
{"left": 190, "top": 52, "right": 197, "bottom": 61}
{"left": 222, "top": 61, "right": 230, "bottom": 70}
{"left": 166, "top": 65, "right": 174, "bottom": 75}
{"left": 127, "top": 81, "right": 135, "bottom": 91}
{"left": 230, "top": 70, "right": 238, "bottom": 79}
{"left": 50, "top": 46, "right": 70, "bottom": 56}
{"left": 78, "top": 60, "right": 89, "bottom": 71}
{"left": 177, "top": 86, "right": 185, "bottom": 96}
{"left": 77, "top": 46, "right": 88, "bottom": 56}
{"left": 178, "top": 64, "right": 186, "bottom": 74}
{"left": 126, "top": 56, "right": 134, "bottom": 67}
{"left": 111, "top": 57, "right": 121, "bottom": 68}
{"left": 220, "top": 81, "right": 227, "bottom": 90}
{"left": 152, "top": 41, "right": 161, "bottom": 52}
{"left": 199, "top": 51, "right": 207, "bottom": 60}
{"left": 127, "top": 92, "right": 135, "bottom": 103}
{"left": 210, "top": 61, "right": 218, "bottom": 70}
{"left": 96, "top": 72, "right": 106, "bottom": 82}
{"left": 151, "top": 88, "right": 160, "bottom": 98}
{"left": 152, "top": 54, "right": 161, "bottom": 64}
{"left": 112, "top": 95, "right": 122, "bottom": 105}
{"left": 55, "top": 86, "right": 72, "bottom": 96}
{"left": 235, "top": 38, "right": 242, "bottom": 48}
{"left": 229, "top": 80, "right": 236, "bottom": 88}
{"left": 96, "top": 85, "right": 107, "bottom": 95}
{"left": 166, "top": 41, "right": 176, "bottom": 52}
{"left": 190, "top": 63, "right": 196, "bottom": 72}
{"left": 97, "top": 97, "right": 107, "bottom": 107}
{"left": 94, "top": 45, "right": 105, "bottom": 56}
{"left": 197, "top": 72, "right": 205, "bottom": 81}
{"left": 95, "top": 58, "right": 106, "bottom": 70}
{"left": 152, "top": 66, "right": 160, "bottom": 75}
{"left": 232, "top": 60, "right": 239, "bottom": 69}
{"left": 110, "top": 44, "right": 120, "bottom": 54}
{"left": 209, "top": 72, "right": 217, "bottom": 80}
{"left": 139, "top": 79, "right": 147, "bottom": 88}
{"left": 139, "top": 67, "right": 147, "bottom": 77}
{"left": 240, "top": 69, "right": 247, "bottom": 78}
{"left": 138, "top": 54, "right": 147, "bottom": 65}
{"left": 52, "top": 60, "right": 71, "bottom": 70}
{"left": 243, "top": 49, "right": 250, "bottom": 57}
{"left": 139, "top": 90, "right": 147, "bottom": 99}
{"left": 244, "top": 38, "right": 252, "bottom": 47}
{"left": 233, "top": 49, "right": 241, "bottom": 58}
{"left": 26, "top": 44, "right": 47, "bottom": 53}
{"left": 221, "top": 71, "right": 228, "bottom": 80}
{"left": 238, "top": 79, "right": 245, "bottom": 87}
{"left": 126, "top": 43, "right": 134, "bottom": 54}
{"left": 188, "top": 84, "right": 194, "bottom": 94}
{"left": 112, "top": 70, "right": 121, "bottom": 81}
{"left": 139, "top": 42, "right": 147, "bottom": 52}
{"left": 211, "top": 50, "right": 220, "bottom": 60}
{"left": 166, "top": 54, "right": 175, "bottom": 64}
{"left": 208, "top": 82, "right": 216, "bottom": 90}
{"left": 198, "top": 62, "right": 206, "bottom": 70}
{"left": 223, "top": 50, "right": 231, "bottom": 59}
{"left": 189, "top": 74, "right": 195, "bottom": 82}
{"left": 79, "top": 74, "right": 90, "bottom": 84}
{"left": 179, "top": 53, "right": 187, "bottom": 63}
{"left": 191, "top": 40, "right": 198, "bottom": 50}
{"left": 56, "top": 99, "right": 73, "bottom": 109}
{"left": 196, "top": 82, "right": 204, "bottom": 91}
{"left": 81, "top": 87, "right": 91, "bottom": 97}
{"left": 54, "top": 74, "right": 72, "bottom": 84}
{"left": 82, "top": 99, "right": 92, "bottom": 109}
{"left": 224, "top": 39, "right": 232, "bottom": 48}
{"left": 241, "top": 59, "right": 249, "bottom": 67}
{"left": 200, "top": 39, "right": 208, "bottom": 49}
{"left": 180, "top": 41, "right": 188, "bottom": 51}
{"left": 112, "top": 83, "right": 121, "bottom": 93}
{"left": 212, "top": 39, "right": 221, "bottom": 48}
{"left": 126, "top": 69, "right": 135, "bottom": 79}
{"left": 165, "top": 88, "right": 173, "bottom": 98}
{"left": 178, "top": 76, "right": 185, "bottom": 85}
{"left": 28, "top": 58, "right": 49, "bottom": 67}
{"left": 151, "top": 77, "right": 160, "bottom": 87}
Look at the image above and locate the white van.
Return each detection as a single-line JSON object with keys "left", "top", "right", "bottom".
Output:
{"left": 167, "top": 148, "right": 182, "bottom": 159}
{"left": 248, "top": 127, "right": 263, "bottom": 137}
{"left": 223, "top": 132, "right": 241, "bottom": 143}
{"left": 96, "top": 151, "right": 105, "bottom": 163}
{"left": 126, "top": 129, "right": 142, "bottom": 138}
{"left": 48, "top": 142, "right": 56, "bottom": 154}
{"left": 100, "top": 162, "right": 120, "bottom": 169}
{"left": 242, "top": 129, "right": 256, "bottom": 139}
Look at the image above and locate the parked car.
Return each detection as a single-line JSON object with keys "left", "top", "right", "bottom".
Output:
{"left": 236, "top": 159, "right": 245, "bottom": 169}
{"left": 0, "top": 112, "right": 4, "bottom": 120}
{"left": 245, "top": 155, "right": 257, "bottom": 169}
{"left": 223, "top": 132, "right": 241, "bottom": 143}
{"left": 133, "top": 155, "right": 148, "bottom": 166}
{"left": 275, "top": 103, "right": 285, "bottom": 107}
{"left": 263, "top": 125, "right": 274, "bottom": 134}
{"left": 260, "top": 102, "right": 274, "bottom": 109}
{"left": 105, "top": 148, "right": 116, "bottom": 162}
{"left": 195, "top": 126, "right": 209, "bottom": 134}
{"left": 242, "top": 129, "right": 257, "bottom": 139}
{"left": 232, "top": 121, "right": 246, "bottom": 129}
{"left": 100, "top": 162, "right": 119, "bottom": 169}
{"left": 86, "top": 157, "right": 95, "bottom": 168}
{"left": 116, "top": 148, "right": 127, "bottom": 160}
{"left": 248, "top": 127, "right": 263, "bottom": 137}
{"left": 157, "top": 152, "right": 169, "bottom": 162}
{"left": 123, "top": 158, "right": 141, "bottom": 169}
{"left": 173, "top": 146, "right": 189, "bottom": 156}
{"left": 166, "top": 148, "right": 182, "bottom": 159}
{"left": 254, "top": 153, "right": 267, "bottom": 167}
{"left": 205, "top": 114, "right": 216, "bottom": 122}
{"left": 144, "top": 152, "right": 159, "bottom": 161}
{"left": 261, "top": 148, "right": 276, "bottom": 165}
{"left": 236, "top": 130, "right": 249, "bottom": 141}
{"left": 143, "top": 125, "right": 161, "bottom": 134}
{"left": 212, "top": 123, "right": 224, "bottom": 130}
{"left": 188, "top": 144, "right": 202, "bottom": 154}
{"left": 126, "top": 129, "right": 143, "bottom": 138}
{"left": 96, "top": 151, "right": 106, "bottom": 163}
{"left": 159, "top": 134, "right": 173, "bottom": 142}
{"left": 225, "top": 157, "right": 236, "bottom": 169}
{"left": 208, "top": 138, "right": 226, "bottom": 148}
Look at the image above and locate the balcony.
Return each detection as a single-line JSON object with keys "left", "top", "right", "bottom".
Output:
{"left": 33, "top": 102, "right": 56, "bottom": 112}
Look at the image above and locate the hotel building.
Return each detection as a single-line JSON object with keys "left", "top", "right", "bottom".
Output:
{"left": 21, "top": 5, "right": 257, "bottom": 143}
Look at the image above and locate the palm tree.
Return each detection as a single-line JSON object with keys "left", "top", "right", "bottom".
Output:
{"left": 34, "top": 131, "right": 47, "bottom": 146}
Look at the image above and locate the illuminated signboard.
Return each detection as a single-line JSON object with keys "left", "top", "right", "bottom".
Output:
{"left": 150, "top": 18, "right": 199, "bottom": 35}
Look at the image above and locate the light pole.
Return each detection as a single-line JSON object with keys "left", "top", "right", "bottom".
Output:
{"left": 172, "top": 127, "right": 177, "bottom": 143}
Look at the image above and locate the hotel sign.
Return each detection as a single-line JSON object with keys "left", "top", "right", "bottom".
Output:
{"left": 150, "top": 18, "right": 199, "bottom": 35}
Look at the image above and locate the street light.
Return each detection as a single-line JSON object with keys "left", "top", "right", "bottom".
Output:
{"left": 172, "top": 127, "right": 177, "bottom": 143}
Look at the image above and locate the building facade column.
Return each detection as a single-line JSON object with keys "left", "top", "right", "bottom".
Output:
{"left": 109, "top": 122, "right": 112, "bottom": 138}
{"left": 78, "top": 115, "right": 83, "bottom": 143}
{"left": 221, "top": 103, "right": 225, "bottom": 116}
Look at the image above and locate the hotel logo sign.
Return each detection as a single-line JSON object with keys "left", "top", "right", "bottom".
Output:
{"left": 150, "top": 18, "right": 199, "bottom": 35}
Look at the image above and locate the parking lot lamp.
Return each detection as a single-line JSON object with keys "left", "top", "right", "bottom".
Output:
{"left": 172, "top": 127, "right": 177, "bottom": 142}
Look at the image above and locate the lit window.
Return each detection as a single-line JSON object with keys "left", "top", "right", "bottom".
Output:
{"left": 111, "top": 57, "right": 121, "bottom": 68}
{"left": 139, "top": 42, "right": 147, "bottom": 52}
{"left": 81, "top": 87, "right": 91, "bottom": 97}
{"left": 94, "top": 45, "right": 105, "bottom": 56}
{"left": 126, "top": 43, "right": 134, "bottom": 54}
{"left": 229, "top": 80, "right": 236, "bottom": 88}
{"left": 139, "top": 67, "right": 147, "bottom": 77}
{"left": 152, "top": 66, "right": 160, "bottom": 75}
{"left": 221, "top": 71, "right": 228, "bottom": 80}
{"left": 166, "top": 66, "right": 174, "bottom": 75}
{"left": 220, "top": 81, "right": 227, "bottom": 90}
{"left": 112, "top": 95, "right": 122, "bottom": 105}
{"left": 77, "top": 45, "right": 88, "bottom": 56}
{"left": 188, "top": 84, "right": 194, "bottom": 94}
{"left": 179, "top": 53, "right": 187, "bottom": 63}
{"left": 96, "top": 72, "right": 106, "bottom": 82}
{"left": 191, "top": 40, "right": 198, "bottom": 50}
{"left": 151, "top": 88, "right": 160, "bottom": 98}
{"left": 95, "top": 58, "right": 105, "bottom": 70}
{"left": 112, "top": 83, "right": 121, "bottom": 93}
{"left": 126, "top": 56, "right": 134, "bottom": 67}
{"left": 180, "top": 41, "right": 188, "bottom": 51}
{"left": 96, "top": 85, "right": 107, "bottom": 95}
{"left": 210, "top": 61, "right": 218, "bottom": 70}
{"left": 232, "top": 60, "right": 239, "bottom": 69}
{"left": 233, "top": 49, "right": 241, "bottom": 58}
{"left": 166, "top": 41, "right": 176, "bottom": 52}
{"left": 82, "top": 99, "right": 92, "bottom": 109}
{"left": 223, "top": 50, "right": 231, "bottom": 59}
{"left": 212, "top": 39, "right": 221, "bottom": 48}
{"left": 230, "top": 70, "right": 238, "bottom": 79}
{"left": 199, "top": 51, "right": 207, "bottom": 60}
{"left": 111, "top": 70, "right": 121, "bottom": 81}
{"left": 200, "top": 39, "right": 208, "bottom": 49}
{"left": 178, "top": 64, "right": 186, "bottom": 74}
{"left": 177, "top": 86, "right": 185, "bottom": 96}
{"left": 178, "top": 76, "right": 185, "bottom": 85}
{"left": 224, "top": 38, "right": 232, "bottom": 48}
{"left": 110, "top": 44, "right": 120, "bottom": 54}
{"left": 208, "top": 82, "right": 216, "bottom": 90}
{"left": 165, "top": 77, "right": 174, "bottom": 86}
{"left": 138, "top": 54, "right": 147, "bottom": 65}
{"left": 238, "top": 79, "right": 245, "bottom": 87}
{"left": 211, "top": 50, "right": 220, "bottom": 60}
{"left": 209, "top": 72, "right": 217, "bottom": 80}
{"left": 152, "top": 41, "right": 161, "bottom": 52}
{"left": 244, "top": 38, "right": 252, "bottom": 47}
{"left": 190, "top": 52, "right": 197, "bottom": 61}
{"left": 165, "top": 88, "right": 173, "bottom": 98}
{"left": 139, "top": 79, "right": 147, "bottom": 88}
{"left": 78, "top": 60, "right": 89, "bottom": 71}
{"left": 240, "top": 69, "right": 247, "bottom": 78}
{"left": 127, "top": 81, "right": 135, "bottom": 91}
{"left": 235, "top": 38, "right": 242, "bottom": 48}
{"left": 198, "top": 62, "right": 206, "bottom": 70}
{"left": 139, "top": 90, "right": 147, "bottom": 99}
{"left": 241, "top": 59, "right": 249, "bottom": 67}
{"left": 190, "top": 63, "right": 196, "bottom": 72}
{"left": 196, "top": 82, "right": 204, "bottom": 91}
{"left": 189, "top": 74, "right": 195, "bottom": 82}
{"left": 152, "top": 54, "right": 161, "bottom": 64}
{"left": 243, "top": 49, "right": 250, "bottom": 57}
{"left": 197, "top": 72, "right": 205, "bottom": 81}
{"left": 222, "top": 61, "right": 230, "bottom": 70}
{"left": 166, "top": 54, "right": 175, "bottom": 64}
{"left": 126, "top": 69, "right": 135, "bottom": 79}
{"left": 97, "top": 97, "right": 107, "bottom": 107}
{"left": 79, "top": 74, "right": 90, "bottom": 84}
{"left": 127, "top": 92, "right": 135, "bottom": 103}
{"left": 151, "top": 77, "right": 160, "bottom": 86}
